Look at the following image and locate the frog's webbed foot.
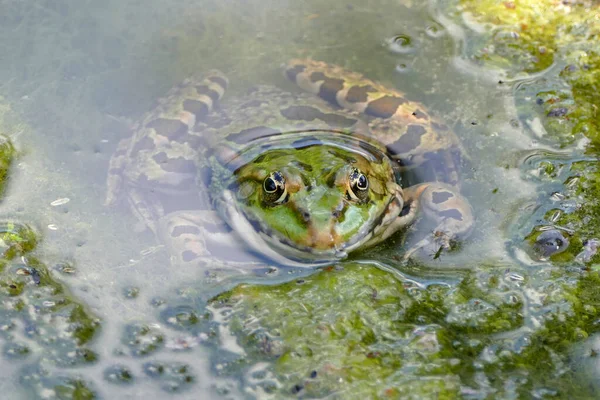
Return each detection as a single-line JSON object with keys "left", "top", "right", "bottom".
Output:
{"left": 401, "top": 182, "right": 473, "bottom": 261}
{"left": 403, "top": 229, "right": 453, "bottom": 262}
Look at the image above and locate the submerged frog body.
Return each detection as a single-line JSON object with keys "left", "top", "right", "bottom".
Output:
{"left": 106, "top": 59, "right": 473, "bottom": 267}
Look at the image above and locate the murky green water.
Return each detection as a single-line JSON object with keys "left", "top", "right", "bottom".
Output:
{"left": 0, "top": 0, "right": 599, "bottom": 398}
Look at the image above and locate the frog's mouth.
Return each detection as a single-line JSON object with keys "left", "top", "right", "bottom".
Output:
{"left": 220, "top": 189, "right": 386, "bottom": 267}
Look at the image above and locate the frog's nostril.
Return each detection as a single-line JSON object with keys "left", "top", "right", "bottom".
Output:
{"left": 332, "top": 203, "right": 344, "bottom": 219}
{"left": 300, "top": 210, "right": 311, "bottom": 222}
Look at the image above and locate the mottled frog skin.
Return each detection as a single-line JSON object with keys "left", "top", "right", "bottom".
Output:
{"left": 105, "top": 59, "right": 473, "bottom": 267}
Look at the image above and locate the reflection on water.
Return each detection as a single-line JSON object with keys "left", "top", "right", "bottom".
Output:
{"left": 0, "top": 0, "right": 597, "bottom": 398}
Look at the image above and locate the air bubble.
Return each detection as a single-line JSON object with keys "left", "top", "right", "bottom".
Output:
{"left": 425, "top": 23, "right": 445, "bottom": 38}
{"left": 387, "top": 34, "right": 415, "bottom": 54}
{"left": 395, "top": 63, "right": 410, "bottom": 73}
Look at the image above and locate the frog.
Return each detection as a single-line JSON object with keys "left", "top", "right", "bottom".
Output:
{"left": 105, "top": 59, "right": 473, "bottom": 268}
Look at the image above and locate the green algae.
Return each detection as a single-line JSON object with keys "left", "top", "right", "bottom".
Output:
{"left": 450, "top": 0, "right": 600, "bottom": 265}
{"left": 455, "top": 0, "right": 600, "bottom": 150}
{"left": 208, "top": 264, "right": 456, "bottom": 398}
{"left": 20, "top": 364, "right": 98, "bottom": 400}
{"left": 122, "top": 323, "right": 165, "bottom": 357}
{"left": 559, "top": 51, "right": 600, "bottom": 151}
{"left": 0, "top": 135, "right": 16, "bottom": 200}
{"left": 0, "top": 98, "right": 18, "bottom": 201}
{"left": 104, "top": 365, "right": 135, "bottom": 385}
{"left": 488, "top": 270, "right": 600, "bottom": 399}
{"left": 69, "top": 304, "right": 100, "bottom": 347}
{"left": 143, "top": 361, "right": 196, "bottom": 393}
{"left": 521, "top": 50, "right": 600, "bottom": 152}
{"left": 0, "top": 256, "right": 101, "bottom": 351}
{"left": 0, "top": 222, "right": 38, "bottom": 260}
{"left": 0, "top": 221, "right": 101, "bottom": 397}
{"left": 54, "top": 378, "right": 96, "bottom": 400}
{"left": 522, "top": 156, "right": 600, "bottom": 265}
{"left": 457, "top": 0, "right": 600, "bottom": 73}
{"left": 203, "top": 263, "right": 600, "bottom": 398}
{"left": 556, "top": 161, "right": 600, "bottom": 264}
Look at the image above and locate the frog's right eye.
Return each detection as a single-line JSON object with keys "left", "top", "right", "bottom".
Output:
{"left": 347, "top": 168, "right": 369, "bottom": 203}
{"left": 263, "top": 171, "right": 287, "bottom": 204}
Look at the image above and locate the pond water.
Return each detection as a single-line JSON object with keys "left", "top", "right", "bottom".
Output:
{"left": 0, "top": 0, "right": 599, "bottom": 398}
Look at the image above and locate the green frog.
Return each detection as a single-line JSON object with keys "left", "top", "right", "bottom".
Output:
{"left": 105, "top": 59, "right": 473, "bottom": 267}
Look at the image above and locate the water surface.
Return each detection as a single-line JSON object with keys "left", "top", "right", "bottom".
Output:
{"left": 0, "top": 0, "right": 596, "bottom": 398}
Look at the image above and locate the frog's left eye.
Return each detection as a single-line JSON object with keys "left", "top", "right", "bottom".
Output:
{"left": 263, "top": 171, "right": 287, "bottom": 205}
{"left": 348, "top": 168, "right": 369, "bottom": 203}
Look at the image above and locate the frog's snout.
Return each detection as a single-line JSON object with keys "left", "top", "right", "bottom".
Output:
{"left": 294, "top": 206, "right": 343, "bottom": 250}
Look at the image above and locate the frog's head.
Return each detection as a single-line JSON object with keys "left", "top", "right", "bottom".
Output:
{"left": 218, "top": 132, "right": 403, "bottom": 265}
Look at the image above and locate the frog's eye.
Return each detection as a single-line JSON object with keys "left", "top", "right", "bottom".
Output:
{"left": 263, "top": 171, "right": 287, "bottom": 204}
{"left": 348, "top": 168, "right": 369, "bottom": 203}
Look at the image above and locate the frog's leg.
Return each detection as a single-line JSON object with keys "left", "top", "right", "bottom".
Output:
{"left": 105, "top": 136, "right": 132, "bottom": 207}
{"left": 125, "top": 188, "right": 165, "bottom": 234}
{"left": 401, "top": 182, "right": 473, "bottom": 260}
{"left": 158, "top": 210, "right": 265, "bottom": 272}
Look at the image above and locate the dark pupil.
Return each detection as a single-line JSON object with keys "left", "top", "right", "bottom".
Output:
{"left": 264, "top": 177, "right": 277, "bottom": 192}
{"left": 357, "top": 174, "right": 367, "bottom": 190}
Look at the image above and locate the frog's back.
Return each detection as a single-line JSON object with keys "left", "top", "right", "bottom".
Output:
{"left": 105, "top": 71, "right": 228, "bottom": 205}
{"left": 200, "top": 85, "right": 371, "bottom": 142}
{"left": 285, "top": 59, "right": 465, "bottom": 186}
